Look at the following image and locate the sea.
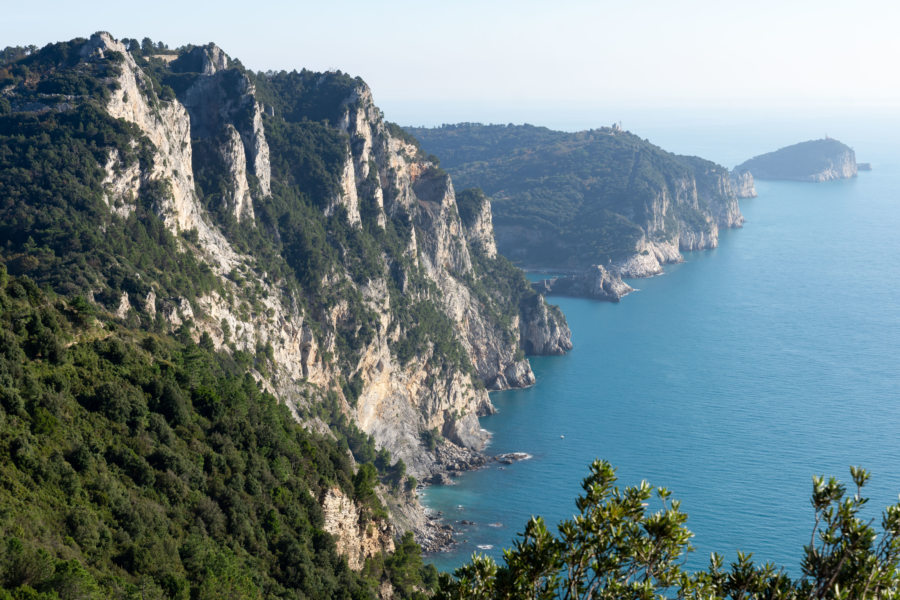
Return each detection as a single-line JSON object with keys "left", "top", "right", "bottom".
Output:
{"left": 404, "top": 106, "right": 900, "bottom": 575}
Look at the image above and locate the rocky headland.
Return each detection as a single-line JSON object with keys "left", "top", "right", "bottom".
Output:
{"left": 406, "top": 123, "right": 753, "bottom": 302}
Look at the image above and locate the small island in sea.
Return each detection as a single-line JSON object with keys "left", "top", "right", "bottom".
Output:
{"left": 734, "top": 137, "right": 860, "bottom": 182}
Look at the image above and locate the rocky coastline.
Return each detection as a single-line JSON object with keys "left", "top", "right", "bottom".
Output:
{"left": 410, "top": 448, "right": 535, "bottom": 553}
{"left": 532, "top": 265, "right": 634, "bottom": 302}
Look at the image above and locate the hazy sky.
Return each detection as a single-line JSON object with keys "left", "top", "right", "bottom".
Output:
{"left": 4, "top": 0, "right": 899, "bottom": 126}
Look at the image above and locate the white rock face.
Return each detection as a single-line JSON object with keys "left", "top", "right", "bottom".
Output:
{"left": 101, "top": 149, "right": 141, "bottom": 218}
{"left": 88, "top": 33, "right": 239, "bottom": 274}
{"left": 615, "top": 238, "right": 681, "bottom": 278}
{"left": 458, "top": 191, "right": 498, "bottom": 258}
{"left": 220, "top": 124, "right": 255, "bottom": 222}
{"left": 321, "top": 487, "right": 394, "bottom": 570}
{"left": 329, "top": 150, "right": 362, "bottom": 225}
{"left": 115, "top": 292, "right": 131, "bottom": 319}
{"left": 518, "top": 295, "right": 573, "bottom": 355}
{"left": 730, "top": 169, "right": 757, "bottom": 198}
{"left": 249, "top": 104, "right": 272, "bottom": 196}
{"left": 678, "top": 219, "right": 719, "bottom": 252}
{"left": 326, "top": 82, "right": 570, "bottom": 473}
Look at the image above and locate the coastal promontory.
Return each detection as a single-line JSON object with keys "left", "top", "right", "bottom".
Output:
{"left": 405, "top": 123, "right": 747, "bottom": 287}
{"left": 734, "top": 138, "right": 858, "bottom": 182}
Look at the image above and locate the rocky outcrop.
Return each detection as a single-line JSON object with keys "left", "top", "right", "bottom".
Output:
{"left": 457, "top": 188, "right": 498, "bottom": 258}
{"left": 534, "top": 265, "right": 633, "bottom": 302}
{"left": 321, "top": 487, "right": 395, "bottom": 570}
{"left": 328, "top": 89, "right": 556, "bottom": 474}
{"left": 85, "top": 34, "right": 241, "bottom": 275}
{"left": 176, "top": 43, "right": 273, "bottom": 214}
{"left": 518, "top": 294, "right": 573, "bottom": 354}
{"left": 730, "top": 169, "right": 757, "bottom": 198}
{"left": 735, "top": 138, "right": 858, "bottom": 182}
{"left": 101, "top": 149, "right": 141, "bottom": 218}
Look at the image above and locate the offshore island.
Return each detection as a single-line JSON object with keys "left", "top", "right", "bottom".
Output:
{"left": 734, "top": 137, "right": 862, "bottom": 182}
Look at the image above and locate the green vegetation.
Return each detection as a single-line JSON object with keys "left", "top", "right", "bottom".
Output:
{"left": 0, "top": 42, "right": 218, "bottom": 310}
{"left": 735, "top": 138, "right": 856, "bottom": 181}
{"left": 405, "top": 124, "right": 729, "bottom": 268}
{"left": 251, "top": 69, "right": 363, "bottom": 126}
{"left": 438, "top": 460, "right": 900, "bottom": 599}
{"left": 0, "top": 38, "right": 121, "bottom": 103}
{"left": 0, "top": 266, "right": 435, "bottom": 598}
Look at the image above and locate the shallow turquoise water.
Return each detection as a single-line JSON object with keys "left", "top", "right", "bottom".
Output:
{"left": 424, "top": 145, "right": 900, "bottom": 574}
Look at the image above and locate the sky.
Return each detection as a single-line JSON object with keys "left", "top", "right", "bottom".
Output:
{"left": 4, "top": 0, "right": 900, "bottom": 129}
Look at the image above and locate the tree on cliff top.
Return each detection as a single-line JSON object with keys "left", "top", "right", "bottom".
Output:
{"left": 437, "top": 460, "right": 900, "bottom": 599}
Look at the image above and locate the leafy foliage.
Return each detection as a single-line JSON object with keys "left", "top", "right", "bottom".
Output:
{"left": 438, "top": 460, "right": 900, "bottom": 599}
{"left": 251, "top": 69, "right": 363, "bottom": 126}
{"left": 0, "top": 266, "right": 434, "bottom": 599}
{"left": 0, "top": 50, "right": 218, "bottom": 309}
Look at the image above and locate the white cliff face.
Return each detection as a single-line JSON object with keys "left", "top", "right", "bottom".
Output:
{"left": 333, "top": 93, "right": 516, "bottom": 471}
{"left": 518, "top": 295, "right": 573, "bottom": 355}
{"left": 692, "top": 162, "right": 745, "bottom": 228}
{"left": 458, "top": 190, "right": 498, "bottom": 259}
{"left": 615, "top": 238, "right": 680, "bottom": 278}
{"left": 322, "top": 83, "right": 573, "bottom": 472}
{"left": 610, "top": 164, "right": 743, "bottom": 279}
{"left": 678, "top": 218, "right": 719, "bottom": 252}
{"left": 329, "top": 150, "right": 362, "bottom": 225}
{"left": 810, "top": 152, "right": 857, "bottom": 182}
{"left": 730, "top": 170, "right": 758, "bottom": 199}
{"left": 249, "top": 105, "right": 272, "bottom": 196}
{"left": 178, "top": 44, "right": 273, "bottom": 206}
{"left": 101, "top": 149, "right": 141, "bottom": 218}
{"left": 85, "top": 34, "right": 330, "bottom": 408}
{"left": 220, "top": 125, "right": 255, "bottom": 222}
{"left": 321, "top": 487, "right": 394, "bottom": 571}
{"left": 87, "top": 33, "right": 239, "bottom": 274}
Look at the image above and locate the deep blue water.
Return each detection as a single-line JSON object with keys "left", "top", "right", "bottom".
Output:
{"left": 423, "top": 129, "right": 900, "bottom": 575}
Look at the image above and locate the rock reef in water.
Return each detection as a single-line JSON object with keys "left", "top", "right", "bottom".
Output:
{"left": 735, "top": 138, "right": 859, "bottom": 182}
{"left": 533, "top": 265, "right": 634, "bottom": 302}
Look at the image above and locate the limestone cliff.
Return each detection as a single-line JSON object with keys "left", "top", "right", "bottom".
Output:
{"left": 730, "top": 169, "right": 758, "bottom": 198}
{"left": 321, "top": 487, "right": 395, "bottom": 570}
{"left": 0, "top": 33, "right": 572, "bottom": 536}
{"left": 518, "top": 294, "right": 574, "bottom": 354}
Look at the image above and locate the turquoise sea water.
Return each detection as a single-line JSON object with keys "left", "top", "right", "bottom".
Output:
{"left": 422, "top": 125, "right": 900, "bottom": 574}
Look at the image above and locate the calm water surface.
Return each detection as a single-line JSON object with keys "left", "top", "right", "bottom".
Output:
{"left": 423, "top": 138, "right": 900, "bottom": 574}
